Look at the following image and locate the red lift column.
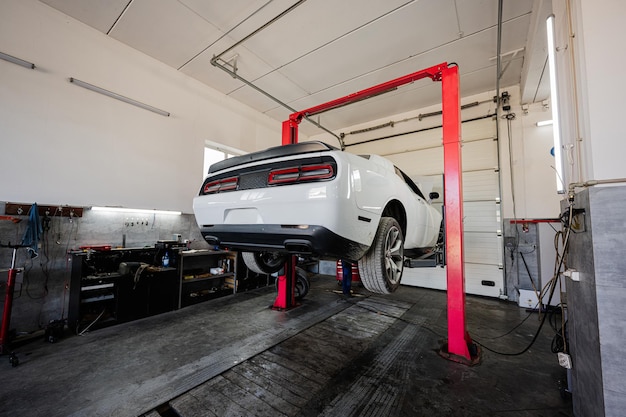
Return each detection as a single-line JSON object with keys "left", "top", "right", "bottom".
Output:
{"left": 0, "top": 246, "right": 20, "bottom": 364}
{"left": 272, "top": 120, "right": 300, "bottom": 310}
{"left": 440, "top": 65, "right": 476, "bottom": 363}
{"left": 282, "top": 119, "right": 299, "bottom": 146}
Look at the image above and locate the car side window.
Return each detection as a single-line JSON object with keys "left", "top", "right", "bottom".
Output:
{"left": 395, "top": 167, "right": 426, "bottom": 200}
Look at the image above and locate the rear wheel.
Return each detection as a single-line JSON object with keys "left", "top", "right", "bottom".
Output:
{"left": 358, "top": 217, "right": 404, "bottom": 294}
{"left": 274, "top": 267, "right": 310, "bottom": 300}
{"left": 295, "top": 267, "right": 310, "bottom": 300}
{"left": 242, "top": 251, "right": 287, "bottom": 274}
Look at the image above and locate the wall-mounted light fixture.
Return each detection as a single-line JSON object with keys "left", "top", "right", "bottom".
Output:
{"left": 91, "top": 206, "right": 182, "bottom": 215}
{"left": 536, "top": 120, "right": 554, "bottom": 127}
{"left": 546, "top": 15, "right": 565, "bottom": 193}
{"left": 69, "top": 78, "right": 170, "bottom": 117}
{"left": 0, "top": 51, "right": 35, "bottom": 69}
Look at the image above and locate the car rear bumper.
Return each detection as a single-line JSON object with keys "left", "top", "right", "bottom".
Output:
{"left": 199, "top": 224, "right": 369, "bottom": 261}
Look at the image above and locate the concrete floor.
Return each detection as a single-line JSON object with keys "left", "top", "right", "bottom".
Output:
{"left": 0, "top": 275, "right": 572, "bottom": 417}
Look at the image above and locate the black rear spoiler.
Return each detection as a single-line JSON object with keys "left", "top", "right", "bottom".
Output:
{"left": 209, "top": 141, "right": 338, "bottom": 174}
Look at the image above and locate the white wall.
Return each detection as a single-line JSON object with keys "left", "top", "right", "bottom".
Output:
{"left": 499, "top": 87, "right": 563, "bottom": 219}
{"left": 553, "top": 0, "right": 626, "bottom": 184}
{"left": 577, "top": 0, "right": 626, "bottom": 181}
{"left": 309, "top": 86, "right": 562, "bottom": 220}
{"left": 0, "top": 0, "right": 284, "bottom": 213}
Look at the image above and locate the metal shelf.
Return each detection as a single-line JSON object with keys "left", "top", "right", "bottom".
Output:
{"left": 177, "top": 250, "right": 237, "bottom": 308}
{"left": 182, "top": 272, "right": 235, "bottom": 284}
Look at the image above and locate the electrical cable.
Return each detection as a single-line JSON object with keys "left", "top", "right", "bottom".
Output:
{"left": 337, "top": 290, "right": 546, "bottom": 344}
{"left": 548, "top": 305, "right": 567, "bottom": 354}
{"left": 77, "top": 309, "right": 106, "bottom": 336}
{"left": 552, "top": 230, "right": 569, "bottom": 354}
{"left": 475, "top": 309, "right": 535, "bottom": 341}
{"left": 519, "top": 251, "right": 541, "bottom": 304}
{"left": 502, "top": 109, "right": 523, "bottom": 297}
{"left": 22, "top": 255, "right": 47, "bottom": 300}
{"left": 498, "top": 107, "right": 520, "bottom": 296}
{"left": 133, "top": 263, "right": 150, "bottom": 289}
{"left": 474, "top": 203, "right": 574, "bottom": 356}
{"left": 505, "top": 113, "right": 518, "bottom": 227}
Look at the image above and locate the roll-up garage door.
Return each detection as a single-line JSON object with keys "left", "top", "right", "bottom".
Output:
{"left": 349, "top": 116, "right": 503, "bottom": 298}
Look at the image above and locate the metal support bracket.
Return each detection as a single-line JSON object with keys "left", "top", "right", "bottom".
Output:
{"left": 216, "top": 54, "right": 239, "bottom": 76}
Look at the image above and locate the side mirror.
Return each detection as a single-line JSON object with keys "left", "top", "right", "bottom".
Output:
{"left": 429, "top": 192, "right": 440, "bottom": 200}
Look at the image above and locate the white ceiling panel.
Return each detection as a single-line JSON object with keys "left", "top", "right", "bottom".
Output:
{"left": 240, "top": 0, "right": 413, "bottom": 69}
{"left": 38, "top": 0, "right": 548, "bottom": 138}
{"left": 179, "top": 0, "right": 272, "bottom": 31}
{"left": 39, "top": 0, "right": 130, "bottom": 33}
{"left": 520, "top": 0, "right": 552, "bottom": 103}
{"left": 108, "top": 0, "right": 222, "bottom": 68}
{"left": 455, "top": 0, "right": 533, "bottom": 36}
{"left": 181, "top": 0, "right": 298, "bottom": 43}
{"left": 462, "top": 58, "right": 525, "bottom": 92}
{"left": 275, "top": 0, "right": 460, "bottom": 94}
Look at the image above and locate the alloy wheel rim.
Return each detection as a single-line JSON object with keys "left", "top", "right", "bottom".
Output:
{"left": 384, "top": 226, "right": 404, "bottom": 285}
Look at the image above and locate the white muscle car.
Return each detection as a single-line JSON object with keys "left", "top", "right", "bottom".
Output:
{"left": 193, "top": 141, "right": 442, "bottom": 294}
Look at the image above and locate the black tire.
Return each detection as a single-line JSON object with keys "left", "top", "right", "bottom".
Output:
{"left": 273, "top": 267, "right": 310, "bottom": 300}
{"left": 358, "top": 217, "right": 404, "bottom": 294}
{"left": 295, "top": 267, "right": 310, "bottom": 300}
{"left": 242, "top": 251, "right": 287, "bottom": 274}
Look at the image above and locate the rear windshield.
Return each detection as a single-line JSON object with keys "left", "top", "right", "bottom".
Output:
{"left": 209, "top": 141, "right": 337, "bottom": 173}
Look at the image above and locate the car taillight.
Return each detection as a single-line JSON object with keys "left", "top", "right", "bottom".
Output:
{"left": 268, "top": 164, "right": 334, "bottom": 185}
{"left": 268, "top": 167, "right": 300, "bottom": 184}
{"left": 203, "top": 176, "right": 238, "bottom": 194}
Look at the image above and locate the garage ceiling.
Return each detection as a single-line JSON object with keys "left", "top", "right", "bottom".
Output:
{"left": 39, "top": 0, "right": 552, "bottom": 136}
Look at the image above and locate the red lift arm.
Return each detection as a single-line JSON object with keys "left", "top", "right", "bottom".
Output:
{"left": 276, "top": 62, "right": 473, "bottom": 362}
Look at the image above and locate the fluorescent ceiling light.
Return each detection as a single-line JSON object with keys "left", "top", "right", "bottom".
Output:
{"left": 536, "top": 120, "right": 554, "bottom": 127}
{"left": 0, "top": 51, "right": 35, "bottom": 69}
{"left": 91, "top": 206, "right": 182, "bottom": 215}
{"left": 69, "top": 77, "right": 170, "bottom": 117}
{"left": 546, "top": 15, "right": 565, "bottom": 193}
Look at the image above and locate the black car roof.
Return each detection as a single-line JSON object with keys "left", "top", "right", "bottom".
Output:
{"left": 209, "top": 141, "right": 338, "bottom": 173}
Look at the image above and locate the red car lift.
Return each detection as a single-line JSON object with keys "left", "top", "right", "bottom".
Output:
{"left": 0, "top": 243, "right": 23, "bottom": 366}
{"left": 273, "top": 62, "right": 475, "bottom": 363}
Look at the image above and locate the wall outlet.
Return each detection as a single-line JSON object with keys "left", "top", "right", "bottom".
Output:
{"left": 564, "top": 268, "right": 580, "bottom": 281}
{"left": 558, "top": 352, "right": 572, "bottom": 369}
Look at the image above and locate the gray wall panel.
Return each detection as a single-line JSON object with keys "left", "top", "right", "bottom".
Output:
{"left": 566, "top": 186, "right": 626, "bottom": 417}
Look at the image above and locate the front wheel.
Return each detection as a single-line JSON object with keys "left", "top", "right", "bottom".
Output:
{"left": 358, "top": 217, "right": 404, "bottom": 294}
{"left": 242, "top": 251, "right": 287, "bottom": 274}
